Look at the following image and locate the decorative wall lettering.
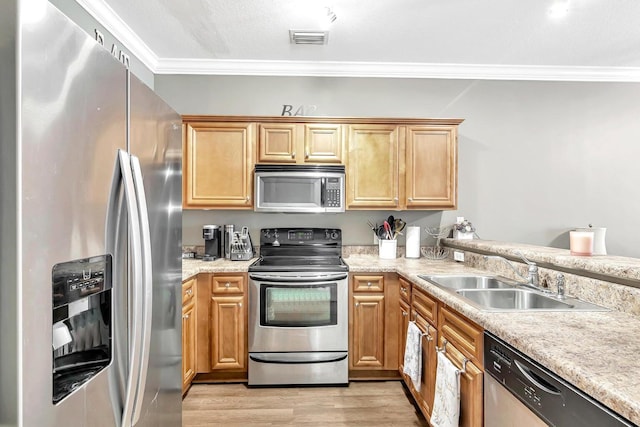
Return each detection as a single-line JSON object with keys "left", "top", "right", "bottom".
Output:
{"left": 281, "top": 104, "right": 318, "bottom": 116}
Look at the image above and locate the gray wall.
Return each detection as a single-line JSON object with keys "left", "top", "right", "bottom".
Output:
{"left": 154, "top": 75, "right": 640, "bottom": 258}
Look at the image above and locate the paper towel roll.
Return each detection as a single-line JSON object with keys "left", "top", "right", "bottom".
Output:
{"left": 405, "top": 226, "right": 420, "bottom": 258}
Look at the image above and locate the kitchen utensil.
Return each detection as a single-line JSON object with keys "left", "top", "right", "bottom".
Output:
{"left": 387, "top": 216, "right": 395, "bottom": 235}
{"left": 383, "top": 221, "right": 392, "bottom": 239}
{"left": 393, "top": 219, "right": 406, "bottom": 239}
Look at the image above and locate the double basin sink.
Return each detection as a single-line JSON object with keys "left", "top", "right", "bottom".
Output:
{"left": 417, "top": 274, "right": 608, "bottom": 312}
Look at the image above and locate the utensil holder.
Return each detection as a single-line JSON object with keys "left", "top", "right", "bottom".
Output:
{"left": 378, "top": 239, "right": 397, "bottom": 259}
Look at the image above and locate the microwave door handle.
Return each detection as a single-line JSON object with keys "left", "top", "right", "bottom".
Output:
{"left": 320, "top": 177, "right": 326, "bottom": 207}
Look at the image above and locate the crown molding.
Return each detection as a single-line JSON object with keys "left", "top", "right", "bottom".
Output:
{"left": 154, "top": 59, "right": 640, "bottom": 82}
{"left": 76, "top": 0, "right": 640, "bottom": 82}
{"left": 75, "top": 0, "right": 159, "bottom": 70}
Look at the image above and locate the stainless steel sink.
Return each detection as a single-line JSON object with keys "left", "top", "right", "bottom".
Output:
{"left": 417, "top": 274, "right": 609, "bottom": 312}
{"left": 457, "top": 289, "right": 574, "bottom": 310}
{"left": 418, "top": 274, "right": 517, "bottom": 290}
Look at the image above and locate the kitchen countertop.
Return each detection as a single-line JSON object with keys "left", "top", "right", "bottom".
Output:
{"left": 181, "top": 253, "right": 640, "bottom": 425}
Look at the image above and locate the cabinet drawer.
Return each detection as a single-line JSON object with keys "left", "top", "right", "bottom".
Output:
{"left": 439, "top": 306, "right": 483, "bottom": 364}
{"left": 182, "top": 278, "right": 196, "bottom": 305}
{"left": 412, "top": 287, "right": 438, "bottom": 326}
{"left": 211, "top": 275, "right": 245, "bottom": 293}
{"left": 399, "top": 277, "right": 412, "bottom": 303}
{"left": 352, "top": 275, "right": 384, "bottom": 292}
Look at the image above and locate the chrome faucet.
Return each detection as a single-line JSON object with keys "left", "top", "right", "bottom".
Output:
{"left": 556, "top": 273, "right": 566, "bottom": 300}
{"left": 483, "top": 252, "right": 547, "bottom": 293}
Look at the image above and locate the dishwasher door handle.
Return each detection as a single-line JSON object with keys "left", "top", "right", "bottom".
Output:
{"left": 514, "top": 359, "right": 562, "bottom": 395}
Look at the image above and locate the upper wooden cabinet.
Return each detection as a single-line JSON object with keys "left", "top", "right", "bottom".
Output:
{"left": 405, "top": 125, "right": 458, "bottom": 209}
{"left": 182, "top": 116, "right": 463, "bottom": 211}
{"left": 346, "top": 124, "right": 402, "bottom": 209}
{"left": 346, "top": 121, "right": 461, "bottom": 210}
{"left": 183, "top": 122, "right": 255, "bottom": 209}
{"left": 258, "top": 123, "right": 343, "bottom": 164}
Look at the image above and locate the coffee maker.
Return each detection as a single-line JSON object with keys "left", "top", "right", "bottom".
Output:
{"left": 202, "top": 225, "right": 222, "bottom": 261}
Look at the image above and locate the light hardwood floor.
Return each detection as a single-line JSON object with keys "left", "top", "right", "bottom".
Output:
{"left": 182, "top": 381, "right": 428, "bottom": 426}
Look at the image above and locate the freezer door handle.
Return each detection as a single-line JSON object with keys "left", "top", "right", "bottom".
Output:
{"left": 107, "top": 149, "right": 145, "bottom": 427}
{"left": 129, "top": 155, "right": 154, "bottom": 426}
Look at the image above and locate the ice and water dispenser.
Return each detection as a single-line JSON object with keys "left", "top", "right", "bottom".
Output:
{"left": 52, "top": 255, "right": 112, "bottom": 403}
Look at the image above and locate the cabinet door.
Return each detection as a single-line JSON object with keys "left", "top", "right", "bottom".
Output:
{"left": 184, "top": 122, "right": 255, "bottom": 209}
{"left": 442, "top": 341, "right": 483, "bottom": 427}
{"left": 210, "top": 295, "right": 246, "bottom": 370}
{"left": 182, "top": 301, "right": 196, "bottom": 393}
{"left": 415, "top": 314, "right": 438, "bottom": 419}
{"left": 351, "top": 294, "right": 385, "bottom": 368}
{"left": 346, "top": 124, "right": 402, "bottom": 209}
{"left": 258, "top": 123, "right": 298, "bottom": 163}
{"left": 304, "top": 123, "right": 343, "bottom": 163}
{"left": 405, "top": 125, "right": 457, "bottom": 209}
{"left": 398, "top": 299, "right": 410, "bottom": 376}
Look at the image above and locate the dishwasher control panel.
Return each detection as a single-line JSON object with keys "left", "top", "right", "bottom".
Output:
{"left": 484, "top": 332, "right": 635, "bottom": 427}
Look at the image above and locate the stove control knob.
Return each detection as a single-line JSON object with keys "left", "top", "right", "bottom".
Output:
{"left": 330, "top": 230, "right": 339, "bottom": 240}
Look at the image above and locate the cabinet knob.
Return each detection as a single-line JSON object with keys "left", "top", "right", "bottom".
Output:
{"left": 183, "top": 314, "right": 189, "bottom": 319}
{"left": 305, "top": 151, "right": 309, "bottom": 159}
{"left": 245, "top": 196, "right": 250, "bottom": 202}
{"left": 402, "top": 310, "right": 408, "bottom": 317}
{"left": 367, "top": 282, "right": 372, "bottom": 288}
{"left": 238, "top": 302, "right": 243, "bottom": 307}
{"left": 225, "top": 282, "right": 231, "bottom": 288}
{"left": 186, "top": 289, "right": 193, "bottom": 296}
{"left": 408, "top": 198, "right": 413, "bottom": 202}
{"left": 355, "top": 302, "right": 359, "bottom": 307}
{"left": 400, "top": 287, "right": 406, "bottom": 292}
{"left": 292, "top": 152, "right": 296, "bottom": 159}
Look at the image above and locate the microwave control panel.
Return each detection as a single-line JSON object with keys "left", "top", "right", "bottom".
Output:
{"left": 324, "top": 177, "right": 342, "bottom": 208}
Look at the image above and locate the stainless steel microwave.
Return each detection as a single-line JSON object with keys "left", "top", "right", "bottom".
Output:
{"left": 254, "top": 164, "right": 345, "bottom": 213}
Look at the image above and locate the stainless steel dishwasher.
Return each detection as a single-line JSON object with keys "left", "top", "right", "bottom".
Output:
{"left": 484, "top": 332, "right": 636, "bottom": 427}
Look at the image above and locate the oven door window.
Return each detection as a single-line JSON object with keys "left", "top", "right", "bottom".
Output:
{"left": 261, "top": 283, "right": 337, "bottom": 327}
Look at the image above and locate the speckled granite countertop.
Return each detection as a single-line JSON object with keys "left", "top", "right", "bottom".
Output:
{"left": 182, "top": 258, "right": 256, "bottom": 281}
{"left": 182, "top": 253, "right": 640, "bottom": 425}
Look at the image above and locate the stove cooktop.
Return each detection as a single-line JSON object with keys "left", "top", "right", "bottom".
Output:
{"left": 248, "top": 256, "right": 348, "bottom": 272}
{"left": 250, "top": 228, "right": 348, "bottom": 273}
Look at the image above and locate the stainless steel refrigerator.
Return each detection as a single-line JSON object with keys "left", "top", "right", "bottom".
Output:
{"left": 0, "top": 1, "right": 182, "bottom": 426}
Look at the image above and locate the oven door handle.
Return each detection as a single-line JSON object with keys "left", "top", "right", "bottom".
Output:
{"left": 249, "top": 273, "right": 348, "bottom": 282}
{"left": 250, "top": 352, "right": 348, "bottom": 365}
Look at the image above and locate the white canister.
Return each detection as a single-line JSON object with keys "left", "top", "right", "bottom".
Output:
{"left": 405, "top": 226, "right": 420, "bottom": 258}
{"left": 378, "top": 239, "right": 397, "bottom": 259}
{"left": 576, "top": 227, "right": 607, "bottom": 255}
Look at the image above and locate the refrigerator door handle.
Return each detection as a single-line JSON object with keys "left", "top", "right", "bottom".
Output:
{"left": 129, "top": 155, "right": 153, "bottom": 426}
{"left": 108, "top": 150, "right": 145, "bottom": 427}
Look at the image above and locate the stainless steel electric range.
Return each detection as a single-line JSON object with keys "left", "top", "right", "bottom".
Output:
{"left": 247, "top": 228, "right": 349, "bottom": 386}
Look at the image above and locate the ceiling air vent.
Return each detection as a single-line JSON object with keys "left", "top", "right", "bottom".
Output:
{"left": 289, "top": 30, "right": 329, "bottom": 45}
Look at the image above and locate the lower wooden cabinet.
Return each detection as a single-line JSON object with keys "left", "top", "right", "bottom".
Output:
{"left": 349, "top": 273, "right": 400, "bottom": 378}
{"left": 210, "top": 294, "right": 246, "bottom": 370}
{"left": 400, "top": 283, "right": 484, "bottom": 426}
{"left": 352, "top": 294, "right": 385, "bottom": 368}
{"left": 182, "top": 278, "right": 197, "bottom": 394}
{"left": 193, "top": 273, "right": 248, "bottom": 382}
{"left": 441, "top": 339, "right": 484, "bottom": 427}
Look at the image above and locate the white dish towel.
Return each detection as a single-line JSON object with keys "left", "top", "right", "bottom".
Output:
{"left": 430, "top": 351, "right": 461, "bottom": 427}
{"left": 402, "top": 321, "right": 422, "bottom": 391}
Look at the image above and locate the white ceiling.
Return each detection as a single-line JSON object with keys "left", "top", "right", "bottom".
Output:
{"left": 77, "top": 0, "right": 640, "bottom": 81}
